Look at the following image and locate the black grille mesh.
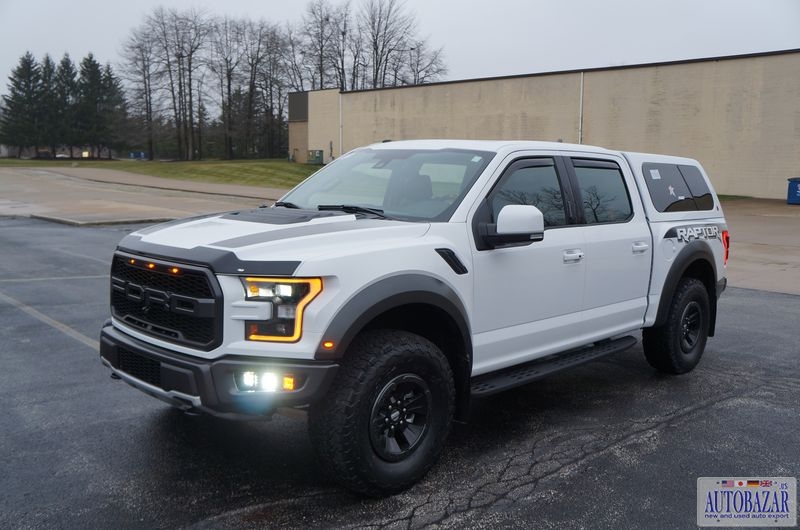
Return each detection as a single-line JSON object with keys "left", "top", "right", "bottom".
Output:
{"left": 110, "top": 255, "right": 220, "bottom": 349}
{"left": 118, "top": 348, "right": 161, "bottom": 387}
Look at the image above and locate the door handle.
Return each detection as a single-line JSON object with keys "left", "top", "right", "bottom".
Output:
{"left": 632, "top": 241, "right": 650, "bottom": 254}
{"left": 563, "top": 249, "right": 584, "bottom": 263}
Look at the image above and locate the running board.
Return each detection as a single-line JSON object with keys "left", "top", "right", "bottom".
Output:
{"left": 470, "top": 335, "right": 637, "bottom": 396}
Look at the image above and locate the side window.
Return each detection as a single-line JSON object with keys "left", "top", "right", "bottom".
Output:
{"left": 642, "top": 163, "right": 697, "bottom": 212}
{"left": 678, "top": 164, "right": 714, "bottom": 210}
{"left": 490, "top": 159, "right": 566, "bottom": 227}
{"left": 572, "top": 160, "right": 633, "bottom": 224}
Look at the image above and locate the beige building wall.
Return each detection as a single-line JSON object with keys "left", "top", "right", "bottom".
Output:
{"left": 340, "top": 73, "right": 582, "bottom": 151}
{"left": 308, "top": 89, "right": 342, "bottom": 163}
{"left": 288, "top": 121, "right": 309, "bottom": 163}
{"left": 582, "top": 53, "right": 800, "bottom": 199}
{"left": 293, "top": 51, "right": 800, "bottom": 199}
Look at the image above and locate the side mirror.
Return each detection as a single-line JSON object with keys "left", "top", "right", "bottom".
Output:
{"left": 480, "top": 205, "right": 545, "bottom": 249}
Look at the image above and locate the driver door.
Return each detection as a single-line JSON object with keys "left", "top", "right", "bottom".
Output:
{"left": 469, "top": 156, "right": 586, "bottom": 375}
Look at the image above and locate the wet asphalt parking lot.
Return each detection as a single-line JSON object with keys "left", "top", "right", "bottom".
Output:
{"left": 0, "top": 216, "right": 798, "bottom": 529}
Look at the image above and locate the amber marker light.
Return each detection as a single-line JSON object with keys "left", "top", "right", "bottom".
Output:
{"left": 322, "top": 341, "right": 335, "bottom": 350}
{"left": 147, "top": 263, "right": 156, "bottom": 269}
{"left": 170, "top": 267, "right": 180, "bottom": 274}
{"left": 129, "top": 259, "right": 136, "bottom": 265}
{"left": 282, "top": 376, "right": 296, "bottom": 391}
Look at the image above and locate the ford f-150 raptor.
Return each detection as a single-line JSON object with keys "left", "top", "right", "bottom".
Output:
{"left": 100, "top": 140, "right": 729, "bottom": 495}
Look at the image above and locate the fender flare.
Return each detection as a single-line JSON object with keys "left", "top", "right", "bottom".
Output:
{"left": 654, "top": 241, "right": 719, "bottom": 334}
{"left": 315, "top": 273, "right": 471, "bottom": 362}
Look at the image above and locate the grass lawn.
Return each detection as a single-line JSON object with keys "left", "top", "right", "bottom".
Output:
{"left": 0, "top": 158, "right": 320, "bottom": 189}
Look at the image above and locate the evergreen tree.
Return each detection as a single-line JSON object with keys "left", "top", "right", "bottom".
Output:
{"left": 39, "top": 54, "right": 59, "bottom": 155}
{"left": 76, "top": 54, "right": 104, "bottom": 156}
{"left": 0, "top": 52, "right": 42, "bottom": 156}
{"left": 54, "top": 54, "right": 78, "bottom": 158}
{"left": 100, "top": 64, "right": 128, "bottom": 158}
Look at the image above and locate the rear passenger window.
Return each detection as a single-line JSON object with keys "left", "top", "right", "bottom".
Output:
{"left": 490, "top": 159, "right": 566, "bottom": 227}
{"left": 642, "top": 163, "right": 713, "bottom": 212}
{"left": 572, "top": 159, "right": 632, "bottom": 224}
{"left": 678, "top": 165, "right": 714, "bottom": 210}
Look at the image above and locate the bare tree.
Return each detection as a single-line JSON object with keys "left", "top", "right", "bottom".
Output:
{"left": 148, "top": 7, "right": 183, "bottom": 158}
{"left": 121, "top": 26, "right": 158, "bottom": 159}
{"left": 178, "top": 9, "right": 211, "bottom": 160}
{"left": 208, "top": 16, "right": 244, "bottom": 159}
{"left": 328, "top": 1, "right": 352, "bottom": 91}
{"left": 258, "top": 25, "right": 290, "bottom": 157}
{"left": 407, "top": 39, "right": 447, "bottom": 85}
{"left": 285, "top": 23, "right": 308, "bottom": 92}
{"left": 359, "top": 0, "right": 414, "bottom": 88}
{"left": 115, "top": 0, "right": 449, "bottom": 161}
{"left": 242, "top": 20, "right": 270, "bottom": 156}
{"left": 302, "top": 0, "right": 335, "bottom": 89}
{"left": 146, "top": 7, "right": 209, "bottom": 160}
{"left": 347, "top": 18, "right": 367, "bottom": 90}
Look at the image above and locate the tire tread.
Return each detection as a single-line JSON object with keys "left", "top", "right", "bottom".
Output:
{"left": 308, "top": 329, "right": 454, "bottom": 496}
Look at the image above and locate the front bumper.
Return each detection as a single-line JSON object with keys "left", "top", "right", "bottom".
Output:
{"left": 100, "top": 324, "right": 339, "bottom": 419}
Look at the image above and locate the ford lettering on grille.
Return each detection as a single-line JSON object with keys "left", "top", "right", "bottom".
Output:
{"left": 113, "top": 279, "right": 213, "bottom": 317}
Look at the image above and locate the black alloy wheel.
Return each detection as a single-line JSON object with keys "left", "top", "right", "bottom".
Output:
{"left": 679, "top": 301, "right": 703, "bottom": 353}
{"left": 369, "top": 374, "right": 431, "bottom": 462}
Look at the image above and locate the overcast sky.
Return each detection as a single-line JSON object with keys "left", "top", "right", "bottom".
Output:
{"left": 0, "top": 0, "right": 798, "bottom": 93}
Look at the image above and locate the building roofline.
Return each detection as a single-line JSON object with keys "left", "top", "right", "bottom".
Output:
{"left": 292, "top": 47, "right": 800, "bottom": 96}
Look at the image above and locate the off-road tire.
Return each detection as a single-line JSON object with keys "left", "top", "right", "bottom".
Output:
{"left": 308, "top": 329, "right": 455, "bottom": 496}
{"left": 643, "top": 277, "right": 710, "bottom": 374}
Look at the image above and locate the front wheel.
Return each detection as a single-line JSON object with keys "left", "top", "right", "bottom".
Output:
{"left": 308, "top": 329, "right": 455, "bottom": 496}
{"left": 643, "top": 277, "right": 710, "bottom": 374}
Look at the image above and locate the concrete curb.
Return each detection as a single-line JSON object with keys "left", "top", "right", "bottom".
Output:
{"left": 44, "top": 167, "right": 288, "bottom": 201}
{"left": 71, "top": 175, "right": 281, "bottom": 201}
{"left": 30, "top": 214, "right": 176, "bottom": 227}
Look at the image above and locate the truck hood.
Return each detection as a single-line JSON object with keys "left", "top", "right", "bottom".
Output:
{"left": 117, "top": 207, "right": 430, "bottom": 275}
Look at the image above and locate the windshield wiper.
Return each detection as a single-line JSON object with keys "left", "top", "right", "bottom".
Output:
{"left": 317, "top": 204, "right": 391, "bottom": 219}
{"left": 273, "top": 201, "right": 301, "bottom": 209}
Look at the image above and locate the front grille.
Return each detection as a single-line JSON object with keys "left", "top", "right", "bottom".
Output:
{"left": 118, "top": 347, "right": 162, "bottom": 387}
{"left": 110, "top": 253, "right": 222, "bottom": 350}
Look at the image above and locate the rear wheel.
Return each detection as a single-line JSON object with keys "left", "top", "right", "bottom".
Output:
{"left": 643, "top": 277, "right": 710, "bottom": 374}
{"left": 308, "top": 329, "right": 455, "bottom": 496}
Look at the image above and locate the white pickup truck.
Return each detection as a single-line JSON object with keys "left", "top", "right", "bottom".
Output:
{"left": 100, "top": 140, "right": 729, "bottom": 495}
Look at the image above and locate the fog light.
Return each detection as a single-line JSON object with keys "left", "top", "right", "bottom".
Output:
{"left": 236, "top": 370, "right": 294, "bottom": 392}
{"left": 260, "top": 372, "right": 278, "bottom": 392}
{"left": 241, "top": 371, "right": 258, "bottom": 390}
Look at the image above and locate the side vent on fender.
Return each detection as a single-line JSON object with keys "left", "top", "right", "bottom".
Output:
{"left": 435, "top": 248, "right": 468, "bottom": 275}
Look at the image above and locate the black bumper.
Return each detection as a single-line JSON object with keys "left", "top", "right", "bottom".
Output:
{"left": 100, "top": 324, "right": 339, "bottom": 419}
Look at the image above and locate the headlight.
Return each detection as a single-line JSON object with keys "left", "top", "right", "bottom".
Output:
{"left": 240, "top": 277, "right": 322, "bottom": 342}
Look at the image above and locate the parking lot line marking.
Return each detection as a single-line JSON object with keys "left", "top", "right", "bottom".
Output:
{"left": 0, "top": 289, "right": 100, "bottom": 351}
{"left": 0, "top": 274, "right": 108, "bottom": 284}
{"left": 51, "top": 248, "right": 110, "bottom": 265}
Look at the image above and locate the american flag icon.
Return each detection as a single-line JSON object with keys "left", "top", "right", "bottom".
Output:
{"left": 721, "top": 480, "right": 734, "bottom": 488}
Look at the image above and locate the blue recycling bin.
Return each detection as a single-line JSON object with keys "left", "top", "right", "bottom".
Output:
{"left": 789, "top": 178, "right": 800, "bottom": 205}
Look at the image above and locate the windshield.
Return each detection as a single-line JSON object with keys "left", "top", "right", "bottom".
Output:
{"left": 280, "top": 148, "right": 495, "bottom": 221}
